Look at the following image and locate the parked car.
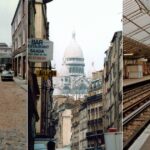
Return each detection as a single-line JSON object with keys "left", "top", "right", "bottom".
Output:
{"left": 1, "top": 70, "right": 13, "bottom": 81}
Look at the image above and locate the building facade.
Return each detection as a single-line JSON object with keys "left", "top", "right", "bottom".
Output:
{"left": 71, "top": 100, "right": 88, "bottom": 150}
{"left": 71, "top": 70, "right": 103, "bottom": 150}
{"left": 103, "top": 31, "right": 123, "bottom": 132}
{"left": 78, "top": 102, "right": 87, "bottom": 150}
{"left": 33, "top": 0, "right": 54, "bottom": 137}
{"left": 28, "top": 0, "right": 54, "bottom": 149}
{"left": 71, "top": 101, "right": 81, "bottom": 150}
{"left": 53, "top": 95, "right": 76, "bottom": 149}
{"left": 86, "top": 71, "right": 104, "bottom": 150}
{"left": 11, "top": 0, "right": 28, "bottom": 79}
{"left": 0, "top": 43, "right": 12, "bottom": 71}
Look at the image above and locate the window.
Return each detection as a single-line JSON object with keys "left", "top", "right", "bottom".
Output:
{"left": 73, "top": 67, "right": 75, "bottom": 73}
{"left": 15, "top": 39, "right": 18, "bottom": 50}
{"left": 23, "top": 0, "right": 25, "bottom": 16}
{"left": 23, "top": 29, "right": 25, "bottom": 44}
{"left": 18, "top": 6, "right": 22, "bottom": 24}
{"left": 79, "top": 68, "right": 81, "bottom": 73}
{"left": 18, "top": 34, "right": 22, "bottom": 48}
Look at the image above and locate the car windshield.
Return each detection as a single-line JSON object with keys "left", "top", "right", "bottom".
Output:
{"left": 2, "top": 71, "right": 12, "bottom": 75}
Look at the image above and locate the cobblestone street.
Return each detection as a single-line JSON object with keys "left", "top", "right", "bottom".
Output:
{"left": 0, "top": 80, "right": 27, "bottom": 149}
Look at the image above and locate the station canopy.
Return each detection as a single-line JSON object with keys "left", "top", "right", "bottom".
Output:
{"left": 123, "top": 0, "right": 150, "bottom": 58}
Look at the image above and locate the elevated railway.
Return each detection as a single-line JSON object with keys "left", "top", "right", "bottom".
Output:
{"left": 123, "top": 79, "right": 150, "bottom": 150}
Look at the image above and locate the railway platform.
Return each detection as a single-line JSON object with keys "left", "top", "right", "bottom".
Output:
{"left": 124, "top": 75, "right": 150, "bottom": 86}
{"left": 128, "top": 124, "right": 150, "bottom": 150}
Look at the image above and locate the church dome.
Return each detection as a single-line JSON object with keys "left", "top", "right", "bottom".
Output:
{"left": 64, "top": 33, "right": 83, "bottom": 59}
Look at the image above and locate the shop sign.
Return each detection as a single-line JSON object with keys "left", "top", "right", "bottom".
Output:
{"left": 35, "top": 70, "right": 56, "bottom": 77}
{"left": 28, "top": 39, "right": 53, "bottom": 62}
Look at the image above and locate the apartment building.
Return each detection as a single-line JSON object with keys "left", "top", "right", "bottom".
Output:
{"left": 71, "top": 101, "right": 81, "bottom": 150}
{"left": 79, "top": 102, "right": 87, "bottom": 150}
{"left": 86, "top": 71, "right": 104, "bottom": 150}
{"left": 70, "top": 70, "right": 103, "bottom": 150}
{"left": 0, "top": 43, "right": 12, "bottom": 71}
{"left": 71, "top": 100, "right": 87, "bottom": 150}
{"left": 53, "top": 96, "right": 76, "bottom": 149}
{"left": 11, "top": 0, "right": 27, "bottom": 79}
{"left": 103, "top": 31, "right": 123, "bottom": 132}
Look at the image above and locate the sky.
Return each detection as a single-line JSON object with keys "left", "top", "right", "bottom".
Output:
{"left": 47, "top": 0, "right": 122, "bottom": 74}
{"left": 0, "top": 0, "right": 122, "bottom": 74}
{"left": 0, "top": 0, "right": 19, "bottom": 46}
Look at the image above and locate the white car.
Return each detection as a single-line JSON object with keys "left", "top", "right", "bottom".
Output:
{"left": 1, "top": 70, "right": 13, "bottom": 81}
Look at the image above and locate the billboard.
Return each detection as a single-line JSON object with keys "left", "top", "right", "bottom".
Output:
{"left": 28, "top": 39, "right": 53, "bottom": 62}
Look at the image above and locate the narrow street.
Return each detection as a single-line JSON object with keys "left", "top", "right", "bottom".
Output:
{"left": 0, "top": 79, "right": 27, "bottom": 149}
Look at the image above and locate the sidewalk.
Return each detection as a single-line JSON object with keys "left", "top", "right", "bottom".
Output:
{"left": 14, "top": 77, "right": 28, "bottom": 92}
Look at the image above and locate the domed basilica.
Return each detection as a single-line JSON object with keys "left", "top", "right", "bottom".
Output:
{"left": 53, "top": 33, "right": 91, "bottom": 99}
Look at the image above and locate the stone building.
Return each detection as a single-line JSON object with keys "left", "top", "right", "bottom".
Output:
{"left": 11, "top": 0, "right": 27, "bottom": 79}
{"left": 53, "top": 95, "right": 76, "bottom": 149}
{"left": 0, "top": 43, "right": 12, "bottom": 71}
{"left": 71, "top": 101, "right": 81, "bottom": 150}
{"left": 71, "top": 99, "right": 87, "bottom": 150}
{"left": 53, "top": 33, "right": 90, "bottom": 99}
{"left": 103, "top": 31, "right": 123, "bottom": 132}
{"left": 28, "top": 0, "right": 54, "bottom": 149}
{"left": 32, "top": 0, "right": 54, "bottom": 138}
{"left": 78, "top": 102, "right": 87, "bottom": 150}
{"left": 71, "top": 70, "right": 103, "bottom": 150}
{"left": 86, "top": 70, "right": 104, "bottom": 150}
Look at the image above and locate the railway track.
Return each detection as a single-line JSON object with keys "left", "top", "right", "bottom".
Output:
{"left": 123, "top": 83, "right": 150, "bottom": 117}
{"left": 123, "top": 101, "right": 150, "bottom": 149}
{"left": 123, "top": 80, "right": 150, "bottom": 150}
{"left": 123, "top": 83, "right": 150, "bottom": 99}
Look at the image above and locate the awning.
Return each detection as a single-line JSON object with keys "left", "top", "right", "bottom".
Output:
{"left": 123, "top": 0, "right": 150, "bottom": 57}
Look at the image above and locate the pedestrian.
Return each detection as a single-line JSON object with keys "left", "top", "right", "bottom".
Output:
{"left": 47, "top": 141, "right": 55, "bottom": 150}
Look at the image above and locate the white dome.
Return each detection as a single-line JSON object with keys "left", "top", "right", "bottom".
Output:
{"left": 64, "top": 33, "right": 83, "bottom": 59}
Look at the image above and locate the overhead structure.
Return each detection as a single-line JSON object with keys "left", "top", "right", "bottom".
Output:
{"left": 123, "top": 0, "right": 150, "bottom": 57}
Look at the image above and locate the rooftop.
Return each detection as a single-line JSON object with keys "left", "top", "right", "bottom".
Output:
{"left": 123, "top": 0, "right": 150, "bottom": 58}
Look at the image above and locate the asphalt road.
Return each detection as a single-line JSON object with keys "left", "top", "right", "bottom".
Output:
{"left": 0, "top": 78, "right": 27, "bottom": 149}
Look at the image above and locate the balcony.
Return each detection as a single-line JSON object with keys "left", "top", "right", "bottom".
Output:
{"left": 86, "top": 145, "right": 104, "bottom": 150}
{"left": 86, "top": 130, "right": 103, "bottom": 138}
{"left": 87, "top": 94, "right": 102, "bottom": 104}
{"left": 88, "top": 118, "right": 103, "bottom": 125}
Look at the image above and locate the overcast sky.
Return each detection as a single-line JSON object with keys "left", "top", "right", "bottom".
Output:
{"left": 0, "top": 0, "right": 18, "bottom": 46}
{"left": 47, "top": 0, "right": 122, "bottom": 74}
{"left": 0, "top": 0, "right": 122, "bottom": 73}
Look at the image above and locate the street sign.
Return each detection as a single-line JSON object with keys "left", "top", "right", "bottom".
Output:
{"left": 35, "top": 70, "right": 56, "bottom": 77}
{"left": 28, "top": 39, "right": 53, "bottom": 62}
